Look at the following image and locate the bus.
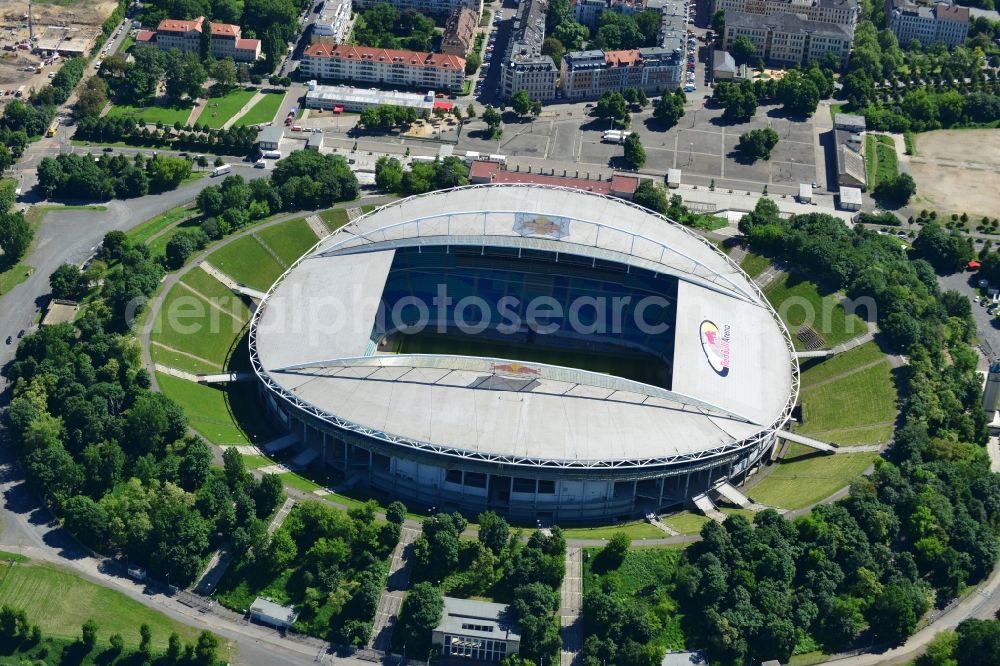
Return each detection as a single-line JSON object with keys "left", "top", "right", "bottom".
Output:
{"left": 45, "top": 120, "right": 59, "bottom": 137}
{"left": 211, "top": 164, "right": 232, "bottom": 177}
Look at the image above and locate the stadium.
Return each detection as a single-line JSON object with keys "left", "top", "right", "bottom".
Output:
{"left": 249, "top": 185, "right": 798, "bottom": 524}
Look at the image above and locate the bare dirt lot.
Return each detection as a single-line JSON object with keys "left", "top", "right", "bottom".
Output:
{"left": 909, "top": 129, "right": 1000, "bottom": 218}
{"left": 0, "top": 0, "right": 115, "bottom": 95}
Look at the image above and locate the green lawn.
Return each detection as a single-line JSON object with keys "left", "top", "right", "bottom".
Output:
{"left": 155, "top": 372, "right": 274, "bottom": 445}
{"left": 0, "top": 263, "right": 34, "bottom": 295}
{"left": 150, "top": 280, "right": 248, "bottom": 372}
{"left": 796, "top": 341, "right": 886, "bottom": 385}
{"left": 764, "top": 273, "right": 868, "bottom": 350}
{"left": 127, "top": 205, "right": 195, "bottom": 245}
{"left": 796, "top": 349, "right": 897, "bottom": 445}
{"left": 748, "top": 444, "right": 877, "bottom": 509}
{"left": 561, "top": 521, "right": 666, "bottom": 541}
{"left": 865, "top": 134, "right": 899, "bottom": 190}
{"left": 0, "top": 558, "right": 199, "bottom": 649}
{"left": 150, "top": 345, "right": 221, "bottom": 374}
{"left": 254, "top": 217, "right": 319, "bottom": 266}
{"left": 242, "top": 454, "right": 275, "bottom": 469}
{"left": 196, "top": 88, "right": 257, "bottom": 130}
{"left": 740, "top": 251, "right": 770, "bottom": 279}
{"left": 660, "top": 511, "right": 712, "bottom": 535}
{"left": 181, "top": 268, "right": 252, "bottom": 321}
{"left": 106, "top": 102, "right": 193, "bottom": 126}
{"left": 208, "top": 236, "right": 285, "bottom": 292}
{"left": 236, "top": 91, "right": 286, "bottom": 126}
{"left": 318, "top": 207, "right": 349, "bottom": 233}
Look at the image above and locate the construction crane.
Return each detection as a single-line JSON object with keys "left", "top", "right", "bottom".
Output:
{"left": 27, "top": 1, "right": 33, "bottom": 43}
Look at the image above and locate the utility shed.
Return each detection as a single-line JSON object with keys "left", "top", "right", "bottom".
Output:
{"left": 667, "top": 168, "right": 681, "bottom": 189}
{"left": 249, "top": 597, "right": 299, "bottom": 629}
{"left": 798, "top": 183, "right": 812, "bottom": 203}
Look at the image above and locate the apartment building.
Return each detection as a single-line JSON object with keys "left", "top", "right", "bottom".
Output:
{"left": 723, "top": 10, "right": 853, "bottom": 67}
{"left": 301, "top": 43, "right": 466, "bottom": 92}
{"left": 657, "top": 0, "right": 688, "bottom": 49}
{"left": 712, "top": 0, "right": 858, "bottom": 26}
{"left": 571, "top": 0, "right": 649, "bottom": 28}
{"left": 560, "top": 47, "right": 682, "bottom": 99}
{"left": 886, "top": 0, "right": 969, "bottom": 47}
{"left": 441, "top": 7, "right": 479, "bottom": 57}
{"left": 312, "top": 0, "right": 352, "bottom": 43}
{"left": 141, "top": 16, "right": 262, "bottom": 62}
{"left": 353, "top": 0, "right": 483, "bottom": 17}
{"left": 501, "top": 0, "right": 558, "bottom": 100}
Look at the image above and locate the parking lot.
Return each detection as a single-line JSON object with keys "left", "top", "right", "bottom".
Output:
{"left": 450, "top": 100, "right": 820, "bottom": 195}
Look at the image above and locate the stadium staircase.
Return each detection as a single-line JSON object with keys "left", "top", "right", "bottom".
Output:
{"left": 691, "top": 493, "right": 727, "bottom": 523}
{"left": 262, "top": 433, "right": 300, "bottom": 455}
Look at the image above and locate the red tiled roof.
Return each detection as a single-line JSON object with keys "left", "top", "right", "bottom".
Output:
{"left": 469, "top": 161, "right": 639, "bottom": 196}
{"left": 136, "top": 30, "right": 155, "bottom": 42}
{"left": 156, "top": 17, "right": 203, "bottom": 33}
{"left": 303, "top": 43, "right": 465, "bottom": 70}
{"left": 210, "top": 22, "right": 240, "bottom": 38}
{"left": 605, "top": 49, "right": 641, "bottom": 67}
{"left": 235, "top": 38, "right": 261, "bottom": 51}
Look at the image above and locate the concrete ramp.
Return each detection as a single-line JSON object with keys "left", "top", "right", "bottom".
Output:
{"left": 692, "top": 493, "right": 727, "bottom": 523}
{"left": 713, "top": 481, "right": 751, "bottom": 508}
{"left": 199, "top": 371, "right": 254, "bottom": 384}
{"left": 263, "top": 433, "right": 299, "bottom": 454}
{"left": 291, "top": 448, "right": 318, "bottom": 468}
{"left": 795, "top": 350, "right": 834, "bottom": 359}
{"left": 776, "top": 430, "right": 838, "bottom": 453}
{"left": 199, "top": 262, "right": 268, "bottom": 301}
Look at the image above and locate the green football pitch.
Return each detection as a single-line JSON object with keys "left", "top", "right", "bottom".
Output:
{"left": 393, "top": 332, "right": 669, "bottom": 387}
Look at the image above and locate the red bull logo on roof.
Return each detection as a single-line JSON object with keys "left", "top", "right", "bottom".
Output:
{"left": 700, "top": 320, "right": 731, "bottom": 377}
{"left": 493, "top": 362, "right": 541, "bottom": 377}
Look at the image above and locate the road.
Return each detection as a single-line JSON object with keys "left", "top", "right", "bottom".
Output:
{"left": 0, "top": 164, "right": 265, "bottom": 394}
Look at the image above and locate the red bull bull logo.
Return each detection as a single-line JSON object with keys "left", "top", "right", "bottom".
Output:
{"left": 492, "top": 362, "right": 541, "bottom": 376}
{"left": 700, "top": 320, "right": 731, "bottom": 377}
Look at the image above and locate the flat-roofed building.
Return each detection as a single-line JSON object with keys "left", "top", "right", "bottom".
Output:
{"left": 442, "top": 7, "right": 479, "bottom": 57}
{"left": 839, "top": 185, "right": 862, "bottom": 210}
{"left": 501, "top": 0, "right": 559, "bottom": 100}
{"left": 312, "top": 0, "right": 352, "bottom": 43}
{"left": 301, "top": 43, "right": 466, "bottom": 92}
{"left": 304, "top": 84, "right": 437, "bottom": 112}
{"left": 468, "top": 161, "right": 640, "bottom": 199}
{"left": 712, "top": 0, "right": 858, "bottom": 26}
{"left": 353, "top": 0, "right": 483, "bottom": 16}
{"left": 249, "top": 598, "right": 299, "bottom": 629}
{"left": 722, "top": 10, "right": 853, "bottom": 67}
{"left": 657, "top": 0, "right": 688, "bottom": 49}
{"left": 257, "top": 126, "right": 284, "bottom": 150}
{"left": 560, "top": 47, "right": 682, "bottom": 99}
{"left": 432, "top": 598, "right": 520, "bottom": 662}
{"left": 834, "top": 112, "right": 866, "bottom": 132}
{"left": 887, "top": 0, "right": 969, "bottom": 47}
{"left": 143, "top": 16, "right": 261, "bottom": 62}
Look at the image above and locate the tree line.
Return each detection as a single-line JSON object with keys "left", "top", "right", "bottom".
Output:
{"left": 37, "top": 152, "right": 192, "bottom": 201}
{"left": 0, "top": 605, "right": 224, "bottom": 665}
{"left": 374, "top": 155, "right": 470, "bottom": 197}
{"left": 74, "top": 113, "right": 260, "bottom": 155}
{"left": 0, "top": 180, "right": 32, "bottom": 272}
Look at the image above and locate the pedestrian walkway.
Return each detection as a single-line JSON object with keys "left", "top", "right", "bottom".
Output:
{"left": 152, "top": 363, "right": 252, "bottom": 384}
{"left": 220, "top": 445, "right": 263, "bottom": 455}
{"left": 775, "top": 429, "right": 838, "bottom": 453}
{"left": 199, "top": 262, "right": 268, "bottom": 300}
{"left": 990, "top": 437, "right": 1000, "bottom": 473}
{"left": 258, "top": 463, "right": 293, "bottom": 475}
{"left": 368, "top": 526, "right": 420, "bottom": 651}
{"left": 305, "top": 214, "right": 329, "bottom": 239}
{"left": 222, "top": 91, "right": 266, "bottom": 130}
{"left": 267, "top": 497, "right": 296, "bottom": 535}
{"left": 559, "top": 547, "right": 584, "bottom": 666}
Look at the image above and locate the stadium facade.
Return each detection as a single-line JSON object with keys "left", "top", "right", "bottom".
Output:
{"left": 249, "top": 185, "right": 798, "bottom": 523}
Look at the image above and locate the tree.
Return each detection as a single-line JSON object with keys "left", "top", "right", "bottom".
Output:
{"left": 375, "top": 156, "right": 404, "bottom": 193}
{"left": 482, "top": 105, "right": 503, "bottom": 138}
{"left": 511, "top": 90, "right": 534, "bottom": 116}
{"left": 541, "top": 37, "right": 565, "bottom": 68}
{"left": 623, "top": 132, "right": 646, "bottom": 169}
{"left": 109, "top": 633, "right": 125, "bottom": 655}
{"left": 633, "top": 181, "right": 669, "bottom": 215}
{"left": 398, "top": 582, "right": 443, "bottom": 657}
{"left": 0, "top": 210, "right": 33, "bottom": 270}
{"left": 254, "top": 474, "right": 285, "bottom": 519}
{"left": 164, "top": 51, "right": 206, "bottom": 102}
{"left": 599, "top": 532, "right": 630, "bottom": 570}
{"left": 478, "top": 511, "right": 511, "bottom": 555}
{"left": 875, "top": 173, "right": 917, "bottom": 206}
{"left": 212, "top": 58, "right": 237, "bottom": 89}
{"left": 552, "top": 20, "right": 589, "bottom": 50}
{"left": 74, "top": 76, "right": 109, "bottom": 119}
{"left": 81, "top": 619, "right": 98, "bottom": 651}
{"left": 653, "top": 89, "right": 685, "bottom": 128}
{"left": 595, "top": 91, "right": 629, "bottom": 127}
{"left": 139, "top": 623, "right": 152, "bottom": 657}
{"left": 738, "top": 196, "right": 780, "bottom": 235}
{"left": 466, "top": 103, "right": 476, "bottom": 119}
{"left": 716, "top": 81, "right": 758, "bottom": 123}
{"left": 49, "top": 264, "right": 86, "bottom": 300}
{"left": 711, "top": 9, "right": 726, "bottom": 36}
{"left": 731, "top": 36, "right": 756, "bottom": 66}
{"left": 955, "top": 619, "right": 1000, "bottom": 665}
{"left": 194, "top": 631, "right": 220, "bottom": 665}
{"left": 736, "top": 128, "right": 779, "bottom": 161}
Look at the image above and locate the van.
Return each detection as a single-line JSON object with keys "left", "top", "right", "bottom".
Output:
{"left": 254, "top": 159, "right": 266, "bottom": 168}
{"left": 211, "top": 164, "right": 232, "bottom": 177}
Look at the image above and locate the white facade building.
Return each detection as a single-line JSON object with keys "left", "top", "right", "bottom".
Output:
{"left": 301, "top": 43, "right": 466, "bottom": 92}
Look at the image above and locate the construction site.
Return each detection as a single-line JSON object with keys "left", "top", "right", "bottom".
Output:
{"left": 0, "top": 0, "right": 117, "bottom": 98}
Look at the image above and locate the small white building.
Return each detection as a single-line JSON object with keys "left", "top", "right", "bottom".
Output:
{"left": 249, "top": 597, "right": 299, "bottom": 630}
{"left": 798, "top": 183, "right": 812, "bottom": 203}
{"left": 306, "top": 132, "right": 324, "bottom": 151}
{"left": 304, "top": 84, "right": 437, "bottom": 114}
{"left": 667, "top": 169, "right": 681, "bottom": 189}
{"left": 838, "top": 186, "right": 862, "bottom": 211}
{"left": 833, "top": 113, "right": 866, "bottom": 133}
{"left": 258, "top": 126, "right": 283, "bottom": 151}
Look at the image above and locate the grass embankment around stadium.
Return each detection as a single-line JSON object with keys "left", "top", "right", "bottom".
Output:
{"left": 0, "top": 555, "right": 200, "bottom": 650}
{"left": 764, "top": 272, "right": 869, "bottom": 350}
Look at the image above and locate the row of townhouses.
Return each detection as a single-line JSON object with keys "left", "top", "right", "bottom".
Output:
{"left": 300, "top": 43, "right": 466, "bottom": 92}
{"left": 572, "top": 0, "right": 649, "bottom": 27}
{"left": 560, "top": 47, "right": 683, "bottom": 99}
{"left": 352, "top": 0, "right": 483, "bottom": 16}
{"left": 441, "top": 7, "right": 480, "bottom": 57}
{"left": 500, "top": 0, "right": 560, "bottom": 100}
{"left": 136, "top": 16, "right": 261, "bottom": 62}
{"left": 712, "top": 0, "right": 858, "bottom": 26}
